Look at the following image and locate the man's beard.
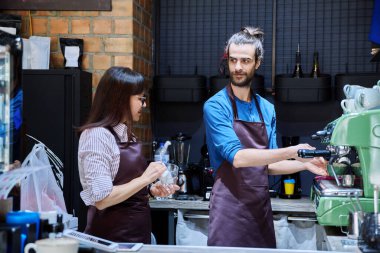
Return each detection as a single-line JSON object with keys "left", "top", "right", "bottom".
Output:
{"left": 230, "top": 72, "right": 254, "bottom": 87}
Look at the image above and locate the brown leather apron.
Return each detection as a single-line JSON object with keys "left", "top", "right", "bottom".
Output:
{"left": 207, "top": 85, "right": 276, "bottom": 248}
{"left": 85, "top": 129, "right": 151, "bottom": 243}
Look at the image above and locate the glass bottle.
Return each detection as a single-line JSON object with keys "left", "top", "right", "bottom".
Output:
{"left": 310, "top": 51, "right": 320, "bottom": 78}
{"left": 292, "top": 44, "right": 304, "bottom": 78}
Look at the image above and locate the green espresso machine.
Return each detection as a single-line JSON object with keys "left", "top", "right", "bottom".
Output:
{"left": 300, "top": 109, "right": 380, "bottom": 226}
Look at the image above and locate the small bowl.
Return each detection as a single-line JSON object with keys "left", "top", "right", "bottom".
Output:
{"left": 328, "top": 163, "right": 347, "bottom": 176}
{"left": 351, "top": 163, "right": 362, "bottom": 177}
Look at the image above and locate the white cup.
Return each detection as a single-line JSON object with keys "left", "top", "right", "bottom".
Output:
{"left": 343, "top": 84, "right": 365, "bottom": 99}
{"left": 354, "top": 88, "right": 380, "bottom": 111}
{"left": 373, "top": 80, "right": 380, "bottom": 92}
{"left": 341, "top": 98, "right": 361, "bottom": 114}
{"left": 24, "top": 238, "right": 79, "bottom": 253}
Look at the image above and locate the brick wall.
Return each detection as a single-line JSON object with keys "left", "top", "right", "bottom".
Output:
{"left": 1, "top": 0, "right": 154, "bottom": 158}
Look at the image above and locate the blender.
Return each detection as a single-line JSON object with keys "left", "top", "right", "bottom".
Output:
{"left": 171, "top": 133, "right": 191, "bottom": 197}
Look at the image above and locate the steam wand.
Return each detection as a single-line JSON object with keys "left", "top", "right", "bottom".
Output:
{"left": 328, "top": 155, "right": 341, "bottom": 187}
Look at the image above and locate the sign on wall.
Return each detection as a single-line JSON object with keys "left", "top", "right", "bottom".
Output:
{"left": 0, "top": 0, "right": 111, "bottom": 11}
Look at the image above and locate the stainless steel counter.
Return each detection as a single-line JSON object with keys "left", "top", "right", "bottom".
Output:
{"left": 325, "top": 236, "right": 359, "bottom": 252}
{"left": 149, "top": 196, "right": 315, "bottom": 213}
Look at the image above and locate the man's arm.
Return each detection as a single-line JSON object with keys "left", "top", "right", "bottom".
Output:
{"left": 268, "top": 157, "right": 328, "bottom": 176}
{"left": 232, "top": 144, "right": 313, "bottom": 168}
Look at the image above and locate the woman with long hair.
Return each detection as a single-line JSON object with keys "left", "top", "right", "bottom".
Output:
{"left": 78, "top": 66, "right": 178, "bottom": 243}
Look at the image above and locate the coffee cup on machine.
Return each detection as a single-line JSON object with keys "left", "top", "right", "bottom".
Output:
{"left": 341, "top": 98, "right": 361, "bottom": 114}
{"left": 343, "top": 84, "right": 364, "bottom": 99}
{"left": 373, "top": 80, "right": 380, "bottom": 92}
{"left": 355, "top": 88, "right": 380, "bottom": 111}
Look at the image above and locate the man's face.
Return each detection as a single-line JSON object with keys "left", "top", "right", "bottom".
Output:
{"left": 228, "top": 43, "right": 261, "bottom": 88}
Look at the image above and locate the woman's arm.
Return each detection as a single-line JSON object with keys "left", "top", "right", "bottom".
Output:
{"left": 95, "top": 161, "right": 167, "bottom": 210}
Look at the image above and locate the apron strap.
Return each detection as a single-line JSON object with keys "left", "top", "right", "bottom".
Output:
{"left": 226, "top": 84, "right": 265, "bottom": 123}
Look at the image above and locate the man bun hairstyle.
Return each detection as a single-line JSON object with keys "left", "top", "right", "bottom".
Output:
{"left": 225, "top": 26, "right": 264, "bottom": 62}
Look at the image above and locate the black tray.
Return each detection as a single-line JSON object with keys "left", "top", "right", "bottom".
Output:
{"left": 335, "top": 73, "right": 380, "bottom": 100}
{"left": 153, "top": 75, "right": 207, "bottom": 103}
{"left": 209, "top": 75, "right": 265, "bottom": 97}
{"left": 275, "top": 74, "right": 332, "bottom": 102}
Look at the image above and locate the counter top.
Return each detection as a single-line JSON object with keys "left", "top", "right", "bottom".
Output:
{"left": 126, "top": 244, "right": 345, "bottom": 253}
{"left": 321, "top": 226, "right": 361, "bottom": 252}
{"left": 325, "top": 236, "right": 359, "bottom": 252}
{"left": 149, "top": 197, "right": 315, "bottom": 213}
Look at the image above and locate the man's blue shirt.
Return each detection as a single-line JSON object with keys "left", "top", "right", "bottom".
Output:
{"left": 203, "top": 87, "right": 277, "bottom": 173}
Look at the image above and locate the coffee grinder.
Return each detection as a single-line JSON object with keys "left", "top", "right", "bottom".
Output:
{"left": 279, "top": 136, "right": 302, "bottom": 199}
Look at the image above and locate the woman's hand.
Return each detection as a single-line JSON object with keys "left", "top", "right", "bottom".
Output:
{"left": 150, "top": 182, "right": 180, "bottom": 197}
{"left": 304, "top": 157, "right": 328, "bottom": 176}
{"left": 7, "top": 160, "right": 21, "bottom": 171}
{"left": 140, "top": 162, "right": 167, "bottom": 184}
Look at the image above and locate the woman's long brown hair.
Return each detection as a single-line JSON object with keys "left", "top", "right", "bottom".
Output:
{"left": 79, "top": 67, "right": 144, "bottom": 139}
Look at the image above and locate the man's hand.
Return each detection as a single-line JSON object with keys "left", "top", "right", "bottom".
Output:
{"left": 304, "top": 157, "right": 328, "bottom": 176}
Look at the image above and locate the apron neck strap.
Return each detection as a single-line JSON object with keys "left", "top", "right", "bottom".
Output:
{"left": 226, "top": 84, "right": 265, "bottom": 123}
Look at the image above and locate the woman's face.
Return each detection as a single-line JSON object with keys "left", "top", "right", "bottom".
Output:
{"left": 129, "top": 93, "right": 147, "bottom": 122}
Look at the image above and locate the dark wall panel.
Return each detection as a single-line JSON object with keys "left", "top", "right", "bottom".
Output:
{"left": 157, "top": 0, "right": 273, "bottom": 87}
{"left": 156, "top": 0, "right": 377, "bottom": 89}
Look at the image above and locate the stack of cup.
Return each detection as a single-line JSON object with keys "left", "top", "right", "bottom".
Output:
{"left": 341, "top": 83, "right": 380, "bottom": 114}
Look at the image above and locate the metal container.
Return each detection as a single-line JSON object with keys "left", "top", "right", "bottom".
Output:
{"left": 348, "top": 211, "right": 364, "bottom": 239}
{"left": 342, "top": 174, "right": 355, "bottom": 188}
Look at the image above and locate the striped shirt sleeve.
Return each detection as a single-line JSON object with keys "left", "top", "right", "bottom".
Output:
{"left": 78, "top": 127, "right": 121, "bottom": 206}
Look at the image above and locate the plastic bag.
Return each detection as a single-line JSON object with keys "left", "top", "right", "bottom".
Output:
{"left": 20, "top": 144, "right": 68, "bottom": 219}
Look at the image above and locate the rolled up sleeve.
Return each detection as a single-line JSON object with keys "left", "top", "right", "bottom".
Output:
{"left": 204, "top": 99, "right": 242, "bottom": 166}
{"left": 78, "top": 129, "right": 118, "bottom": 206}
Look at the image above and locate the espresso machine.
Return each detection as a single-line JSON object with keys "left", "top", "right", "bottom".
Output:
{"left": 298, "top": 109, "right": 380, "bottom": 228}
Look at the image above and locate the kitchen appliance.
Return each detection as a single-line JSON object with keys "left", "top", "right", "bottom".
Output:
{"left": 299, "top": 109, "right": 380, "bottom": 227}
{"left": 279, "top": 136, "right": 302, "bottom": 199}
{"left": 0, "top": 45, "right": 13, "bottom": 172}
{"left": 171, "top": 133, "right": 191, "bottom": 195}
{"left": 0, "top": 34, "right": 23, "bottom": 172}
{"left": 183, "top": 163, "right": 214, "bottom": 199}
{"left": 199, "top": 143, "right": 214, "bottom": 200}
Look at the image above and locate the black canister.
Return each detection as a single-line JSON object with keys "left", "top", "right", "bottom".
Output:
{"left": 0, "top": 224, "right": 21, "bottom": 253}
{"left": 361, "top": 212, "right": 380, "bottom": 250}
